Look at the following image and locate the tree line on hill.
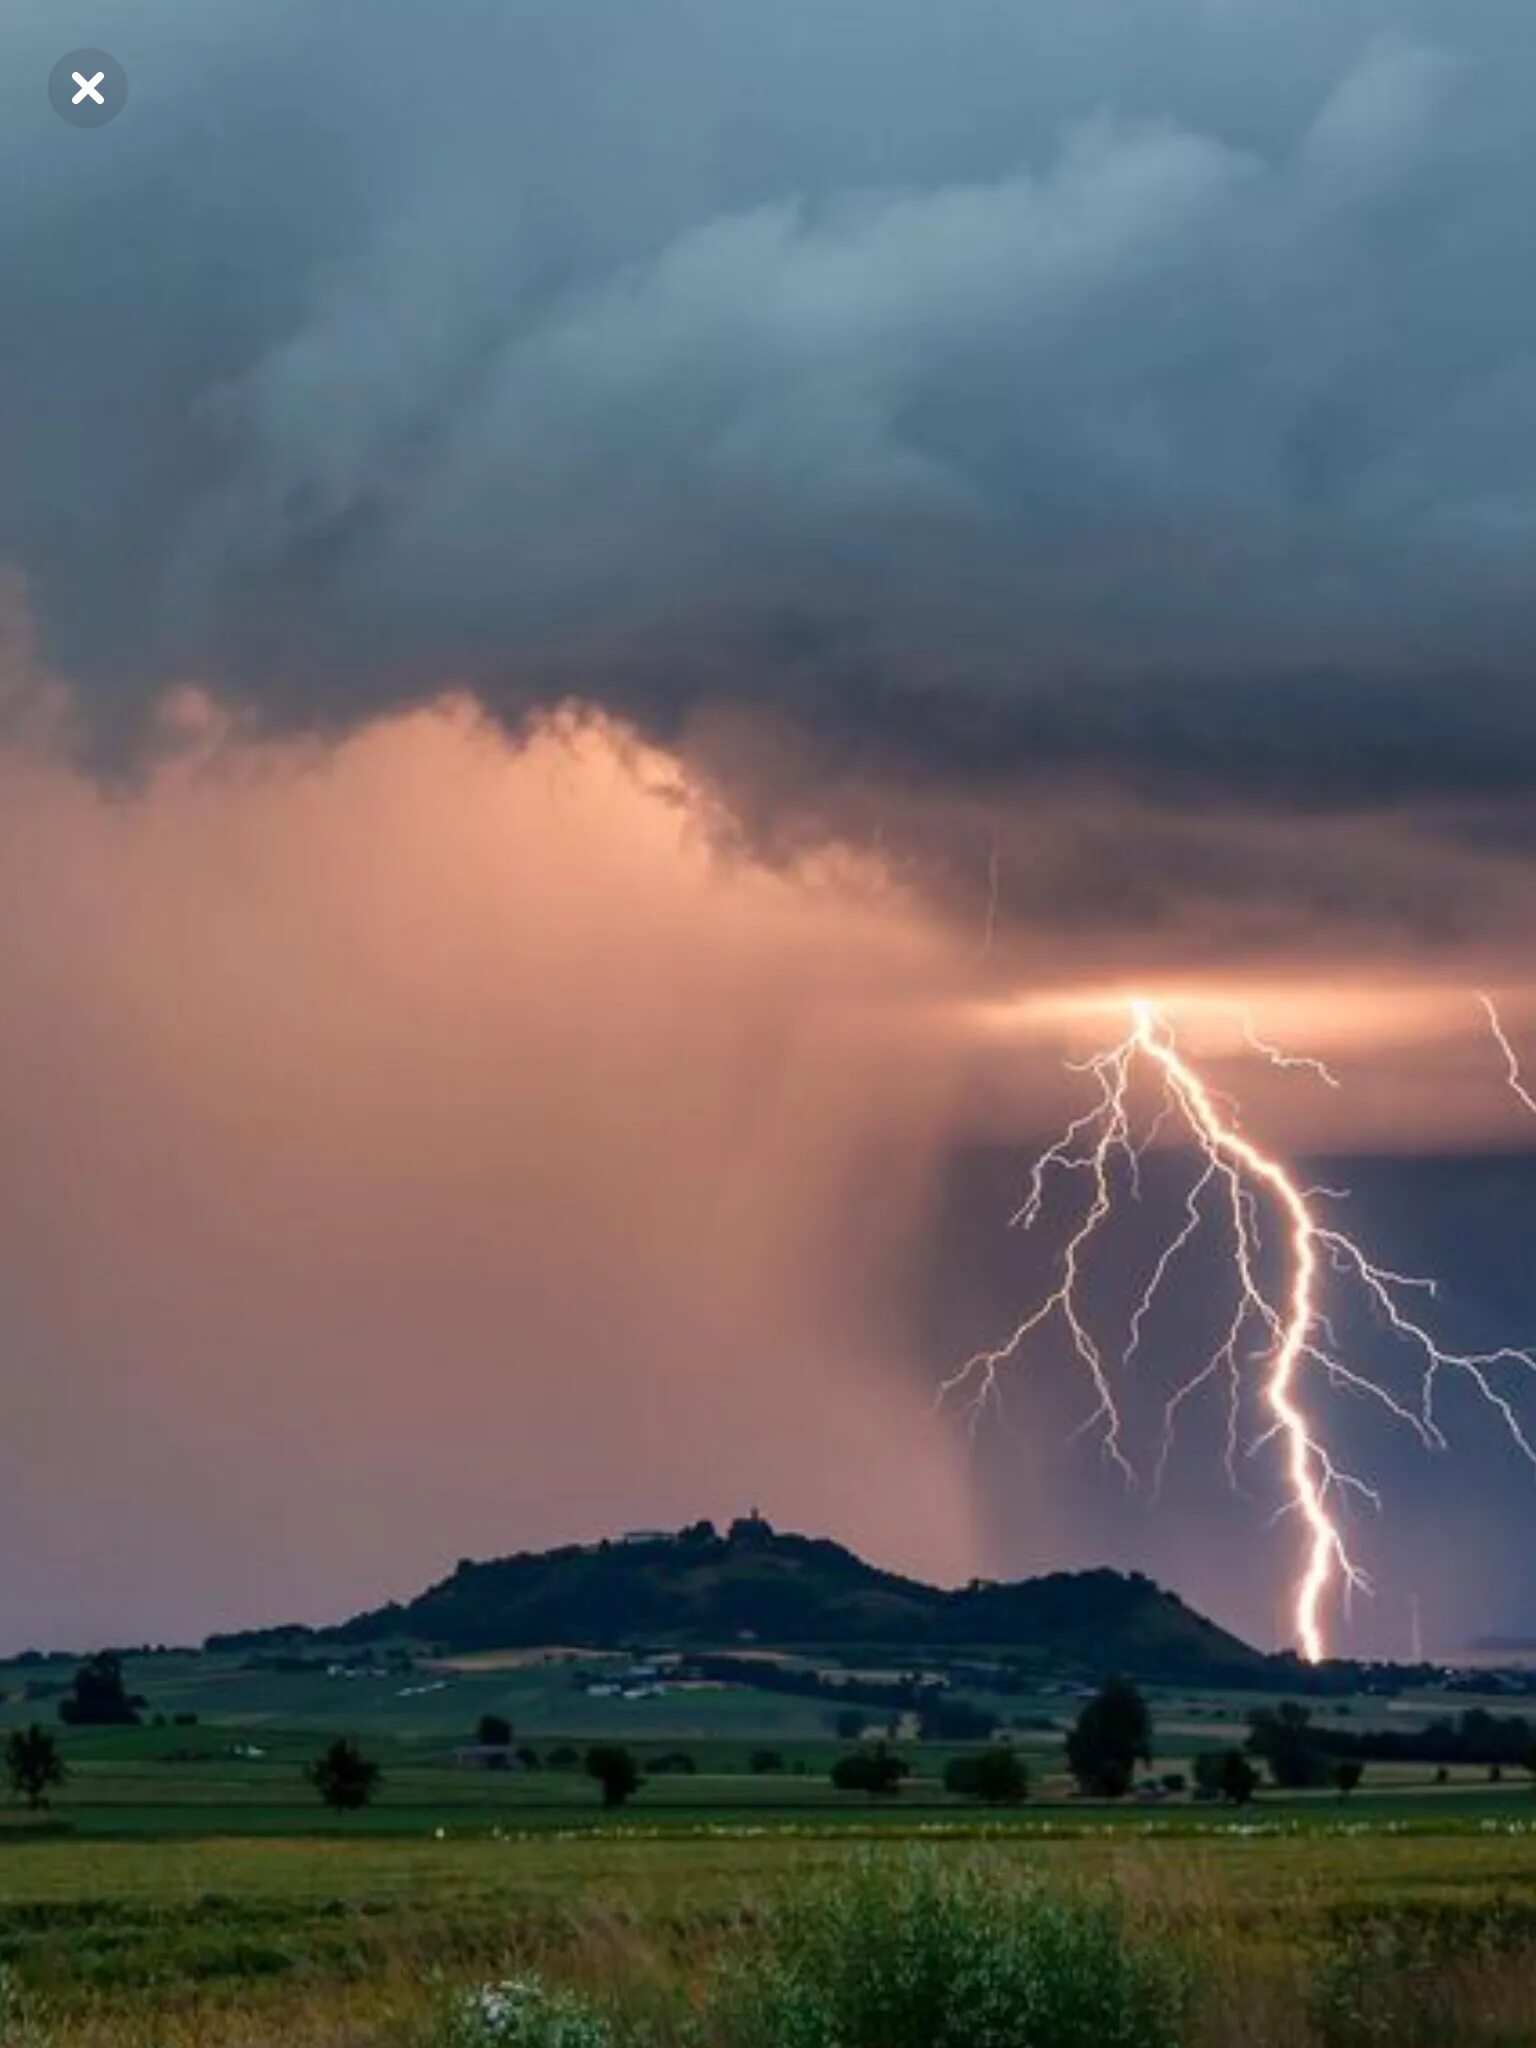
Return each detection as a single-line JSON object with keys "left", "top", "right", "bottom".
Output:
{"left": 1245, "top": 1700, "right": 1536, "bottom": 1787}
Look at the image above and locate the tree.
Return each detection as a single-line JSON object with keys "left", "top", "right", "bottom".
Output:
{"left": 476, "top": 1713, "right": 513, "bottom": 1747}
{"left": 1065, "top": 1678, "right": 1152, "bottom": 1797}
{"left": 830, "top": 1746, "right": 909, "bottom": 1797}
{"left": 832, "top": 1707, "right": 865, "bottom": 1741}
{"left": 5, "top": 1725, "right": 66, "bottom": 1810}
{"left": 1333, "top": 1759, "right": 1364, "bottom": 1799}
{"left": 943, "top": 1747, "right": 1030, "bottom": 1805}
{"left": 585, "top": 1745, "right": 641, "bottom": 1808}
{"left": 750, "top": 1748, "right": 785, "bottom": 1773}
{"left": 1193, "top": 1750, "right": 1257, "bottom": 1805}
{"left": 1245, "top": 1702, "right": 1331, "bottom": 1789}
{"left": 1220, "top": 1751, "right": 1259, "bottom": 1806}
{"left": 58, "top": 1652, "right": 141, "bottom": 1727}
{"left": 547, "top": 1744, "right": 581, "bottom": 1771}
{"left": 1192, "top": 1752, "right": 1224, "bottom": 1802}
{"left": 305, "top": 1737, "right": 382, "bottom": 1814}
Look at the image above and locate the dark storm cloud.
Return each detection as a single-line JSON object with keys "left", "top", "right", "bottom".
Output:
{"left": 6, "top": 0, "right": 1536, "bottom": 839}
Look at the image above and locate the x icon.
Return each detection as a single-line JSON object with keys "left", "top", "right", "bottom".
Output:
{"left": 71, "top": 69, "right": 105, "bottom": 105}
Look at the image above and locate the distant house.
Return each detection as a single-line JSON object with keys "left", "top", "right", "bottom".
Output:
{"left": 451, "top": 1744, "right": 522, "bottom": 1771}
{"left": 621, "top": 1529, "right": 672, "bottom": 1545}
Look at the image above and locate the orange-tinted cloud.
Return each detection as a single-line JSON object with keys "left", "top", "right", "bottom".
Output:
{"left": 4, "top": 676, "right": 1536, "bottom": 1652}
{"left": 0, "top": 706, "right": 987, "bottom": 1648}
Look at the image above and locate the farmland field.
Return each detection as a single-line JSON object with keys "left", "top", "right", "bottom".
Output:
{"left": 5, "top": 1650, "right": 1536, "bottom": 2046}
{"left": 5, "top": 1810, "right": 1536, "bottom": 2045}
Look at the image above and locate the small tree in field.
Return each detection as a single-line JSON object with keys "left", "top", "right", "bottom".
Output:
{"left": 306, "top": 1737, "right": 382, "bottom": 1814}
{"left": 1245, "top": 1701, "right": 1331, "bottom": 1789}
{"left": 944, "top": 1746, "right": 1030, "bottom": 1805}
{"left": 1333, "top": 1759, "right": 1364, "bottom": 1800}
{"left": 830, "top": 1746, "right": 909, "bottom": 1797}
{"left": 585, "top": 1744, "right": 641, "bottom": 1808}
{"left": 6, "top": 1725, "right": 66, "bottom": 1810}
{"left": 58, "top": 1651, "right": 140, "bottom": 1727}
{"left": 1193, "top": 1749, "right": 1257, "bottom": 1805}
{"left": 1220, "top": 1750, "right": 1259, "bottom": 1806}
{"left": 1066, "top": 1678, "right": 1152, "bottom": 1797}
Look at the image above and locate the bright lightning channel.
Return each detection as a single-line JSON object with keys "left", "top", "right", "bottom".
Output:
{"left": 947, "top": 997, "right": 1536, "bottom": 1664}
{"left": 1479, "top": 991, "right": 1536, "bottom": 1121}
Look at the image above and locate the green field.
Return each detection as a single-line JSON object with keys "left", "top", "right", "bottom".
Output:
{"left": 5, "top": 1814, "right": 1536, "bottom": 2047}
{"left": 5, "top": 1650, "right": 1536, "bottom": 2045}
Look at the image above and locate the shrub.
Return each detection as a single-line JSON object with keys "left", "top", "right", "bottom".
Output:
{"left": 1194, "top": 1749, "right": 1258, "bottom": 1805}
{"left": 439, "top": 1974, "right": 612, "bottom": 2048}
{"left": 0, "top": 1965, "right": 50, "bottom": 2048}
{"left": 943, "top": 1748, "right": 1030, "bottom": 1805}
{"left": 712, "top": 1853, "right": 1183, "bottom": 2048}
{"left": 830, "top": 1748, "right": 908, "bottom": 1796}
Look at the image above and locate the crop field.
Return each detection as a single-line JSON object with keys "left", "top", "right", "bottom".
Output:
{"left": 5, "top": 1812, "right": 1536, "bottom": 2046}
{"left": 5, "top": 1652, "right": 1536, "bottom": 2045}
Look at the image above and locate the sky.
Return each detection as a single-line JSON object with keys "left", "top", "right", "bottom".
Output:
{"left": 3, "top": 0, "right": 1536, "bottom": 1656}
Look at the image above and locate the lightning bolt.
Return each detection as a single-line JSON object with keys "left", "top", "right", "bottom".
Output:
{"left": 947, "top": 996, "right": 1536, "bottom": 1664}
{"left": 1479, "top": 991, "right": 1536, "bottom": 1121}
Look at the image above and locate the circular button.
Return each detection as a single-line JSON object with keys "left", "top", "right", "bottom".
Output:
{"left": 49, "top": 48, "right": 129, "bottom": 129}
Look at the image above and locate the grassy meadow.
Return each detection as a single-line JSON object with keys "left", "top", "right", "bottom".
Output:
{"left": 3, "top": 1649, "right": 1536, "bottom": 2045}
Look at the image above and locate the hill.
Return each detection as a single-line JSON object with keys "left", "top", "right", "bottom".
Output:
{"left": 213, "top": 1516, "right": 1270, "bottom": 1684}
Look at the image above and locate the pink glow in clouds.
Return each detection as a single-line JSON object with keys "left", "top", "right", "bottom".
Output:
{"left": 0, "top": 705, "right": 983, "bottom": 1648}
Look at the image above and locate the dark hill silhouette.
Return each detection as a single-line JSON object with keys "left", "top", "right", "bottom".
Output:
{"left": 211, "top": 1514, "right": 1269, "bottom": 1683}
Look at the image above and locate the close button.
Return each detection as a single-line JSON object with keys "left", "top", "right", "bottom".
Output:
{"left": 49, "top": 48, "right": 129, "bottom": 129}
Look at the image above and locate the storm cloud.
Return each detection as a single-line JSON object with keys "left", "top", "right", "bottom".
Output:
{"left": 10, "top": 2, "right": 1536, "bottom": 1651}
{"left": 5, "top": 0, "right": 1536, "bottom": 939}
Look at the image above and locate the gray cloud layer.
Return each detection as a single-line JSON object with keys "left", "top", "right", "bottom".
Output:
{"left": 6, "top": 0, "right": 1536, "bottom": 907}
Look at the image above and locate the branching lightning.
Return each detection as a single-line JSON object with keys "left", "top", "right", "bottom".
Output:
{"left": 947, "top": 997, "right": 1536, "bottom": 1663}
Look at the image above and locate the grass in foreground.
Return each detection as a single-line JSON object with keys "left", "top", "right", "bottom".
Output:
{"left": 2, "top": 1822, "right": 1536, "bottom": 2046}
